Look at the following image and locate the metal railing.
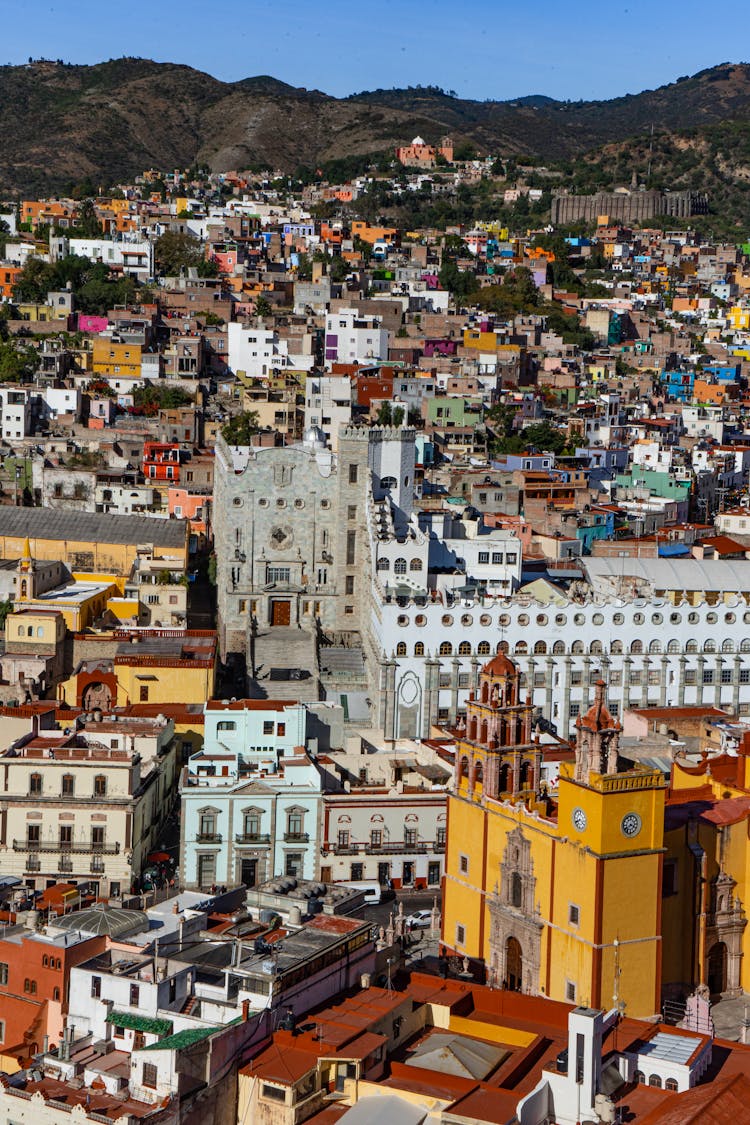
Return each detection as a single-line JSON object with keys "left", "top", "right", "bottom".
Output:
{"left": 283, "top": 832, "right": 309, "bottom": 843}
{"left": 14, "top": 839, "right": 120, "bottom": 855}
{"left": 235, "top": 833, "right": 271, "bottom": 845}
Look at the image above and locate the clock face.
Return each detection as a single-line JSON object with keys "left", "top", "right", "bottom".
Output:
{"left": 621, "top": 812, "right": 642, "bottom": 839}
{"left": 572, "top": 807, "right": 587, "bottom": 832}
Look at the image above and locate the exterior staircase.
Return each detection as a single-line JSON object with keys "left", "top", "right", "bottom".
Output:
{"left": 247, "top": 626, "right": 321, "bottom": 703}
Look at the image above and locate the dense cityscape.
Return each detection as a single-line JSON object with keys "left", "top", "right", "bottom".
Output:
{"left": 0, "top": 60, "right": 748, "bottom": 1123}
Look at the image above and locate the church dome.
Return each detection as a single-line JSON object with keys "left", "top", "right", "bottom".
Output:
{"left": 481, "top": 653, "right": 517, "bottom": 678}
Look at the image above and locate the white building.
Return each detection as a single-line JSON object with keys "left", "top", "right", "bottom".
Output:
{"left": 324, "top": 308, "right": 389, "bottom": 365}
{"left": 67, "top": 237, "right": 154, "bottom": 280}
{"left": 0, "top": 386, "right": 32, "bottom": 441}
{"left": 304, "top": 373, "right": 353, "bottom": 450}
{"left": 227, "top": 321, "right": 316, "bottom": 380}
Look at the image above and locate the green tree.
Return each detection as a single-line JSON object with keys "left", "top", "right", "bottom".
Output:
{"left": 154, "top": 231, "right": 204, "bottom": 276}
{"left": 376, "top": 402, "right": 392, "bottom": 425}
{"left": 392, "top": 406, "right": 405, "bottom": 427}
{"left": 0, "top": 339, "right": 39, "bottom": 382}
{"left": 255, "top": 296, "right": 272, "bottom": 318}
{"left": 222, "top": 411, "right": 261, "bottom": 445}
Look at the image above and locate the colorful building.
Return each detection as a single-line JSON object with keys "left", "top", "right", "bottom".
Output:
{"left": 442, "top": 655, "right": 665, "bottom": 1017}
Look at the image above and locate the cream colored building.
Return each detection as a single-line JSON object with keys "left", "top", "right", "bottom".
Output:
{"left": 0, "top": 712, "right": 177, "bottom": 897}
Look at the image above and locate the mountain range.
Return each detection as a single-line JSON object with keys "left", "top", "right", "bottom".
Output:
{"left": 1, "top": 58, "right": 750, "bottom": 199}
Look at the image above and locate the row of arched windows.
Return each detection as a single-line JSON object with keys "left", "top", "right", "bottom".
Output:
{"left": 634, "top": 1071, "right": 678, "bottom": 1090}
{"left": 377, "top": 557, "right": 423, "bottom": 572}
{"left": 392, "top": 638, "right": 749, "bottom": 658}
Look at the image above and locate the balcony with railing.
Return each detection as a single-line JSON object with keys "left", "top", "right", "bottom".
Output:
{"left": 283, "top": 832, "right": 310, "bottom": 843}
{"left": 235, "top": 832, "right": 271, "bottom": 845}
{"left": 328, "top": 838, "right": 440, "bottom": 855}
{"left": 14, "top": 840, "right": 120, "bottom": 855}
{"left": 195, "top": 833, "right": 223, "bottom": 844}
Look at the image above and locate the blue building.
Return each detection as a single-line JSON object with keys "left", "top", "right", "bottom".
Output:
{"left": 180, "top": 701, "right": 324, "bottom": 891}
{"left": 659, "top": 369, "right": 695, "bottom": 402}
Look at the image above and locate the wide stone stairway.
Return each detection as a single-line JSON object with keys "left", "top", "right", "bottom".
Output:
{"left": 247, "top": 626, "right": 321, "bottom": 703}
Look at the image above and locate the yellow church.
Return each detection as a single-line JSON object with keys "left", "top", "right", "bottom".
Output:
{"left": 442, "top": 653, "right": 666, "bottom": 1018}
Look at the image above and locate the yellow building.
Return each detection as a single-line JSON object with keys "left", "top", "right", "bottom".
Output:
{"left": 442, "top": 655, "right": 665, "bottom": 1017}
{"left": 0, "top": 507, "right": 189, "bottom": 576}
{"left": 661, "top": 743, "right": 750, "bottom": 1001}
{"left": 57, "top": 631, "right": 217, "bottom": 710}
{"left": 91, "top": 337, "right": 142, "bottom": 378}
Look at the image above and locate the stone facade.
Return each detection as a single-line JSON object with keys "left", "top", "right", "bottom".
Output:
{"left": 214, "top": 427, "right": 413, "bottom": 661}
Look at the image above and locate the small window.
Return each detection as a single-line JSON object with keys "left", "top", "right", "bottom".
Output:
{"left": 91, "top": 976, "right": 101, "bottom": 998}
{"left": 61, "top": 774, "right": 74, "bottom": 796}
{"left": 94, "top": 775, "right": 107, "bottom": 797}
{"left": 348, "top": 463, "right": 358, "bottom": 484}
{"left": 29, "top": 773, "right": 42, "bottom": 795}
{"left": 142, "top": 1062, "right": 158, "bottom": 1089}
{"left": 0, "top": 962, "right": 8, "bottom": 985}
{"left": 216, "top": 720, "right": 236, "bottom": 732}
{"left": 565, "top": 980, "right": 576, "bottom": 1002}
{"left": 568, "top": 904, "right": 580, "bottom": 926}
{"left": 130, "top": 983, "right": 140, "bottom": 1007}
{"left": 459, "top": 854, "right": 468, "bottom": 874}
{"left": 456, "top": 924, "right": 465, "bottom": 946}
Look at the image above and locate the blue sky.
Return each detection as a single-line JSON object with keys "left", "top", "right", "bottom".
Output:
{"left": 2, "top": 0, "right": 746, "bottom": 101}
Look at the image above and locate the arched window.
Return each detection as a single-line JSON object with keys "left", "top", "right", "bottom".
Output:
{"left": 741, "top": 639, "right": 750, "bottom": 653}
{"left": 37, "top": 626, "right": 44, "bottom": 638}
{"left": 377, "top": 557, "right": 390, "bottom": 571}
{"left": 553, "top": 640, "right": 565, "bottom": 654}
{"left": 515, "top": 641, "right": 528, "bottom": 655}
{"left": 664, "top": 1078, "right": 678, "bottom": 1092}
{"left": 216, "top": 720, "right": 236, "bottom": 731}
{"left": 42, "top": 956, "right": 48, "bottom": 968}
{"left": 27, "top": 626, "right": 33, "bottom": 637}
{"left": 497, "top": 640, "right": 509, "bottom": 654}
{"left": 722, "top": 639, "right": 734, "bottom": 653}
{"left": 394, "top": 558, "right": 407, "bottom": 575}
{"left": 511, "top": 872, "right": 522, "bottom": 907}
{"left": 648, "top": 1075, "right": 662, "bottom": 1088}
{"left": 634, "top": 1070, "right": 645, "bottom": 1085}
{"left": 396, "top": 641, "right": 407, "bottom": 656}
{"left": 409, "top": 558, "right": 423, "bottom": 571}
{"left": 53, "top": 987, "right": 60, "bottom": 1002}
{"left": 458, "top": 641, "right": 471, "bottom": 655}
{"left": 572, "top": 640, "right": 584, "bottom": 654}
{"left": 473, "top": 641, "right": 488, "bottom": 655}
{"left": 686, "top": 639, "right": 699, "bottom": 653}
{"left": 590, "top": 640, "right": 603, "bottom": 655}
{"left": 414, "top": 642, "right": 425, "bottom": 656}
{"left": 458, "top": 756, "right": 469, "bottom": 781}
{"left": 611, "top": 640, "right": 623, "bottom": 655}
{"left": 630, "top": 640, "right": 643, "bottom": 655}
{"left": 704, "top": 639, "right": 716, "bottom": 653}
{"left": 667, "top": 639, "right": 680, "bottom": 653}
{"left": 649, "top": 639, "right": 662, "bottom": 654}
{"left": 439, "top": 641, "right": 453, "bottom": 656}
{"left": 17, "top": 625, "right": 23, "bottom": 636}
{"left": 534, "top": 640, "right": 547, "bottom": 655}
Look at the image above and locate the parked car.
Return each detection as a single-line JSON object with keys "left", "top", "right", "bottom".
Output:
{"left": 405, "top": 909, "right": 433, "bottom": 929}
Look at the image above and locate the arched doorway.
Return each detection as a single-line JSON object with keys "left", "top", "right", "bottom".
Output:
{"left": 708, "top": 942, "right": 727, "bottom": 996}
{"left": 506, "top": 936, "right": 523, "bottom": 991}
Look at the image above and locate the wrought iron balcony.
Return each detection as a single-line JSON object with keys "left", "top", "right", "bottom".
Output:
{"left": 195, "top": 833, "right": 223, "bottom": 844}
{"left": 283, "top": 832, "right": 309, "bottom": 843}
{"left": 14, "top": 840, "right": 120, "bottom": 855}
{"left": 235, "top": 832, "right": 271, "bottom": 845}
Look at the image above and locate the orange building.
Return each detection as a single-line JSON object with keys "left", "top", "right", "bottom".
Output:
{"left": 0, "top": 922, "right": 105, "bottom": 1067}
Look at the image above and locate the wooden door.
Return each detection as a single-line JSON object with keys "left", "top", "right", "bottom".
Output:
{"left": 271, "top": 600, "right": 291, "bottom": 626}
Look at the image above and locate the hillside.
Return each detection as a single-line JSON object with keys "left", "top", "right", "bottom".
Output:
{"left": 0, "top": 58, "right": 749, "bottom": 198}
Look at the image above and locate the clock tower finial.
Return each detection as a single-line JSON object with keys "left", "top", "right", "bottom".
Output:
{"left": 574, "top": 679, "right": 621, "bottom": 783}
